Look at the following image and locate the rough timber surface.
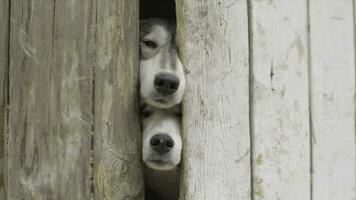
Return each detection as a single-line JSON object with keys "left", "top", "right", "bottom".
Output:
{"left": 176, "top": 0, "right": 251, "bottom": 199}
{"left": 250, "top": 1, "right": 310, "bottom": 200}
{"left": 93, "top": 0, "right": 144, "bottom": 199}
{"left": 8, "top": 0, "right": 93, "bottom": 199}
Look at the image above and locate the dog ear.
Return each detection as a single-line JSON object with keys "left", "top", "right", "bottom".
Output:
{"left": 139, "top": 19, "right": 151, "bottom": 38}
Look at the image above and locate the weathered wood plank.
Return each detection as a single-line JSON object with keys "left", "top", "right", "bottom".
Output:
{"left": 49, "top": 0, "right": 94, "bottom": 199}
{"left": 250, "top": 1, "right": 310, "bottom": 199}
{"left": 0, "top": 0, "right": 9, "bottom": 198}
{"left": 309, "top": 1, "right": 356, "bottom": 199}
{"left": 93, "top": 0, "right": 144, "bottom": 199}
{"left": 8, "top": 0, "right": 93, "bottom": 199}
{"left": 8, "top": 0, "right": 54, "bottom": 198}
{"left": 176, "top": 0, "right": 251, "bottom": 199}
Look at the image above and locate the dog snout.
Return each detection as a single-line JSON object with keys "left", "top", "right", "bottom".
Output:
{"left": 154, "top": 73, "right": 180, "bottom": 96}
{"left": 150, "top": 134, "right": 174, "bottom": 154}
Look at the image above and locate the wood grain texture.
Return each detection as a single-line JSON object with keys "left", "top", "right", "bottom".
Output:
{"left": 176, "top": 0, "right": 251, "bottom": 199}
{"left": 50, "top": 0, "right": 94, "bottom": 198}
{"left": 8, "top": 0, "right": 93, "bottom": 199}
{"left": 309, "top": 1, "right": 356, "bottom": 199}
{"left": 0, "top": 0, "right": 9, "bottom": 198}
{"left": 93, "top": 0, "right": 144, "bottom": 199}
{"left": 250, "top": 1, "right": 310, "bottom": 199}
{"left": 8, "top": 0, "right": 54, "bottom": 198}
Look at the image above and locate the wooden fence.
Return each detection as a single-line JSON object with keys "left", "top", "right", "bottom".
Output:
{"left": 0, "top": 0, "right": 355, "bottom": 199}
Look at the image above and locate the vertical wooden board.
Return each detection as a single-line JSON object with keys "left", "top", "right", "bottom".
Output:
{"left": 49, "top": 0, "right": 94, "bottom": 199}
{"left": 0, "top": 0, "right": 9, "bottom": 198}
{"left": 309, "top": 1, "right": 356, "bottom": 199}
{"left": 8, "top": 0, "right": 93, "bottom": 199}
{"left": 176, "top": 0, "right": 251, "bottom": 199}
{"left": 8, "top": 0, "right": 54, "bottom": 199}
{"left": 250, "top": 1, "right": 310, "bottom": 200}
{"left": 94, "top": 0, "right": 144, "bottom": 199}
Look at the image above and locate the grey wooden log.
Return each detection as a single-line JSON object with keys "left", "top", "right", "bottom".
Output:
{"left": 93, "top": 0, "right": 144, "bottom": 199}
{"left": 8, "top": 0, "right": 93, "bottom": 199}
{"left": 176, "top": 0, "right": 251, "bottom": 199}
{"left": 0, "top": 0, "right": 9, "bottom": 198}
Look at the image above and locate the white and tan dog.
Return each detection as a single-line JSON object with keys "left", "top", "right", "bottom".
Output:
{"left": 139, "top": 19, "right": 185, "bottom": 109}
{"left": 140, "top": 104, "right": 182, "bottom": 170}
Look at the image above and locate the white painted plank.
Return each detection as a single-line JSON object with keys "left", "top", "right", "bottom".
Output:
{"left": 309, "top": 1, "right": 356, "bottom": 199}
{"left": 250, "top": 1, "right": 310, "bottom": 199}
{"left": 176, "top": 0, "right": 251, "bottom": 199}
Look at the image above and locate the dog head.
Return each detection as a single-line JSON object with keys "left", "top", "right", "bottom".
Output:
{"left": 139, "top": 19, "right": 185, "bottom": 108}
{"left": 141, "top": 104, "right": 182, "bottom": 170}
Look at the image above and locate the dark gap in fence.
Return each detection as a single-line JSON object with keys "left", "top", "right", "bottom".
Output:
{"left": 139, "top": 0, "right": 180, "bottom": 199}
{"left": 247, "top": 0, "right": 255, "bottom": 199}
{"left": 90, "top": 1, "right": 98, "bottom": 199}
{"left": 306, "top": 0, "right": 314, "bottom": 199}
{"left": 4, "top": 0, "right": 11, "bottom": 196}
{"left": 140, "top": 0, "right": 176, "bottom": 20}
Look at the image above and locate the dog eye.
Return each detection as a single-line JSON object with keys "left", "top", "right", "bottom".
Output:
{"left": 141, "top": 110, "right": 152, "bottom": 118}
{"left": 143, "top": 40, "right": 157, "bottom": 49}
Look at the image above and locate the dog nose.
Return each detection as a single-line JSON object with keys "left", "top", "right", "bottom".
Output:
{"left": 154, "top": 73, "right": 180, "bottom": 96}
{"left": 150, "top": 134, "right": 174, "bottom": 154}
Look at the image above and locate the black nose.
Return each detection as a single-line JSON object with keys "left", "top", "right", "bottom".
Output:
{"left": 154, "top": 73, "right": 180, "bottom": 96}
{"left": 150, "top": 134, "right": 174, "bottom": 154}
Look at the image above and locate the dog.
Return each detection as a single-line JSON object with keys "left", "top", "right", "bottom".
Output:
{"left": 139, "top": 19, "right": 185, "bottom": 109}
{"left": 140, "top": 103, "right": 182, "bottom": 171}
{"left": 140, "top": 103, "right": 181, "bottom": 199}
